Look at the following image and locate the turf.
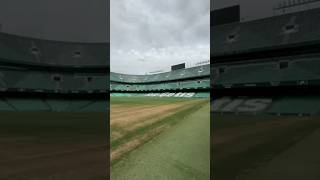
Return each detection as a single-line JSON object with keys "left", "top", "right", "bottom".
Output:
{"left": 0, "top": 112, "right": 108, "bottom": 179}
{"left": 111, "top": 99, "right": 210, "bottom": 180}
{"left": 212, "top": 113, "right": 320, "bottom": 180}
{"left": 110, "top": 97, "right": 209, "bottom": 164}
{"left": 111, "top": 103, "right": 203, "bottom": 149}
{"left": 241, "top": 129, "right": 320, "bottom": 180}
{"left": 111, "top": 96, "right": 201, "bottom": 105}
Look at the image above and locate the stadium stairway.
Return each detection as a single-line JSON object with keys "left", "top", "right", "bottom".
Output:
{"left": 0, "top": 98, "right": 107, "bottom": 112}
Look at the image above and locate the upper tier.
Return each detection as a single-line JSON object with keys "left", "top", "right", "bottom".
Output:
{"left": 110, "top": 64, "right": 210, "bottom": 83}
{"left": 211, "top": 7, "right": 320, "bottom": 57}
{"left": 0, "top": 32, "right": 108, "bottom": 66}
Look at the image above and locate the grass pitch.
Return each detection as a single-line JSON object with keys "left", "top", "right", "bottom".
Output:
{"left": 212, "top": 114, "right": 320, "bottom": 180}
{"left": 111, "top": 97, "right": 210, "bottom": 180}
{"left": 0, "top": 112, "right": 108, "bottom": 179}
{"left": 110, "top": 97, "right": 208, "bottom": 163}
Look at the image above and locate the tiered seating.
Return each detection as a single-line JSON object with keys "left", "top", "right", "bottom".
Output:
{"left": 46, "top": 100, "right": 72, "bottom": 112}
{"left": 110, "top": 65, "right": 210, "bottom": 92}
{"left": 194, "top": 93, "right": 210, "bottom": 98}
{"left": 212, "top": 7, "right": 320, "bottom": 56}
{"left": 110, "top": 78, "right": 210, "bottom": 91}
{"left": 13, "top": 72, "right": 56, "bottom": 90}
{"left": 110, "top": 64, "right": 210, "bottom": 83}
{"left": 293, "top": 58, "right": 320, "bottom": 75}
{"left": 0, "top": 98, "right": 106, "bottom": 112}
{"left": 0, "top": 67, "right": 107, "bottom": 91}
{"left": 0, "top": 69, "right": 26, "bottom": 87}
{"left": 199, "top": 79, "right": 210, "bottom": 88}
{"left": 6, "top": 98, "right": 50, "bottom": 111}
{"left": 0, "top": 33, "right": 108, "bottom": 92}
{"left": 180, "top": 81, "right": 198, "bottom": 89}
{"left": 83, "top": 76, "right": 109, "bottom": 90}
{"left": 214, "top": 57, "right": 320, "bottom": 87}
{"left": 60, "top": 76, "right": 86, "bottom": 91}
{"left": 46, "top": 100, "right": 102, "bottom": 112}
{"left": 0, "top": 32, "right": 108, "bottom": 113}
{"left": 0, "top": 99, "right": 15, "bottom": 111}
{"left": 268, "top": 96, "right": 320, "bottom": 115}
{"left": 79, "top": 101, "right": 107, "bottom": 112}
{"left": 0, "top": 32, "right": 108, "bottom": 66}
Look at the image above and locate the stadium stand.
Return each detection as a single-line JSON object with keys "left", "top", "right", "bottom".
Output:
{"left": 0, "top": 32, "right": 108, "bottom": 112}
{"left": 213, "top": 57, "right": 320, "bottom": 88}
{"left": 211, "top": 7, "right": 320, "bottom": 56}
{"left": 0, "top": 32, "right": 108, "bottom": 66}
{"left": 110, "top": 64, "right": 210, "bottom": 98}
{"left": 211, "top": 7, "right": 320, "bottom": 116}
{"left": 268, "top": 96, "right": 320, "bottom": 115}
{"left": 111, "top": 65, "right": 210, "bottom": 83}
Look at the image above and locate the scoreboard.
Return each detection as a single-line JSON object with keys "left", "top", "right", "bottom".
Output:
{"left": 171, "top": 63, "right": 185, "bottom": 71}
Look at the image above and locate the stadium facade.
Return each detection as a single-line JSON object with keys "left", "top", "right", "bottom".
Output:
{"left": 110, "top": 64, "right": 210, "bottom": 98}
{"left": 0, "top": 32, "right": 108, "bottom": 112}
{"left": 211, "top": 7, "right": 320, "bottom": 115}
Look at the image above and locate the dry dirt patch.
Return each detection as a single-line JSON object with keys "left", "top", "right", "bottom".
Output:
{"left": 111, "top": 100, "right": 201, "bottom": 141}
{"left": 110, "top": 99, "right": 205, "bottom": 163}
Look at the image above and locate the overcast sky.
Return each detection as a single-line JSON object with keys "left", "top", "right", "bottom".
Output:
{"left": 111, "top": 0, "right": 210, "bottom": 75}
{"left": 0, "top": 0, "right": 108, "bottom": 42}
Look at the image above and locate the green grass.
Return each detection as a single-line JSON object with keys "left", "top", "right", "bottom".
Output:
{"left": 110, "top": 97, "right": 209, "bottom": 165}
{"left": 111, "top": 101, "right": 206, "bottom": 150}
{"left": 212, "top": 114, "right": 320, "bottom": 180}
{"left": 0, "top": 111, "right": 109, "bottom": 179}
{"left": 111, "top": 102, "right": 210, "bottom": 180}
{"left": 110, "top": 97, "right": 201, "bottom": 106}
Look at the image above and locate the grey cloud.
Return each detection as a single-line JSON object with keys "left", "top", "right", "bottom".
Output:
{"left": 111, "top": 0, "right": 210, "bottom": 74}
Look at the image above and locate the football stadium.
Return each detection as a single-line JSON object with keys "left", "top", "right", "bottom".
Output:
{"left": 211, "top": 4, "right": 320, "bottom": 180}
{"left": 0, "top": 32, "right": 108, "bottom": 179}
{"left": 110, "top": 63, "right": 210, "bottom": 179}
